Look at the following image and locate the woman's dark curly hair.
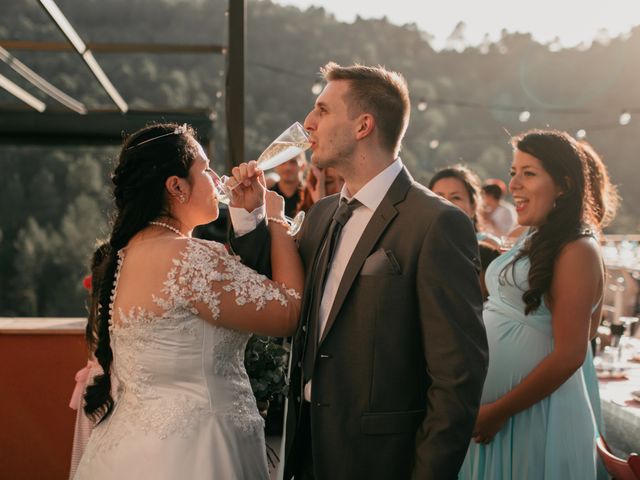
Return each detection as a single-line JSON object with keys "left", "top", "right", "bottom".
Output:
{"left": 579, "top": 140, "right": 620, "bottom": 232}
{"left": 504, "top": 129, "right": 597, "bottom": 315}
{"left": 84, "top": 123, "right": 197, "bottom": 422}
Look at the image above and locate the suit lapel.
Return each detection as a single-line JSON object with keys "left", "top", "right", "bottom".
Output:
{"left": 300, "top": 196, "right": 339, "bottom": 317}
{"left": 319, "top": 167, "right": 413, "bottom": 344}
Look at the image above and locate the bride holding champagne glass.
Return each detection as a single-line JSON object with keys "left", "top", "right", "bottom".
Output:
{"left": 220, "top": 121, "right": 311, "bottom": 235}
{"left": 74, "top": 122, "right": 304, "bottom": 480}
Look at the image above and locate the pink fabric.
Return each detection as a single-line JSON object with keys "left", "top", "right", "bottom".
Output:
{"left": 68, "top": 360, "right": 100, "bottom": 480}
{"left": 69, "top": 360, "right": 97, "bottom": 410}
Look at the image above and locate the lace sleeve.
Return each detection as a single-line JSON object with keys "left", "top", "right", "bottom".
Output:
{"left": 155, "top": 239, "right": 301, "bottom": 336}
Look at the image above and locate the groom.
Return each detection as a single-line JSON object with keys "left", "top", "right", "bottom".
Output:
{"left": 230, "top": 62, "right": 488, "bottom": 479}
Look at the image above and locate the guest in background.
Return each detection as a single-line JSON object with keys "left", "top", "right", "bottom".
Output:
{"left": 459, "top": 130, "right": 604, "bottom": 480}
{"left": 296, "top": 164, "right": 344, "bottom": 212}
{"left": 481, "top": 180, "right": 518, "bottom": 237}
{"left": 428, "top": 165, "right": 501, "bottom": 299}
{"left": 579, "top": 140, "right": 620, "bottom": 480}
{"left": 270, "top": 152, "right": 307, "bottom": 218}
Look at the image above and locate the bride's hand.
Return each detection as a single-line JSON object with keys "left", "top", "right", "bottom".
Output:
{"left": 229, "top": 161, "right": 266, "bottom": 212}
{"left": 265, "top": 190, "right": 285, "bottom": 221}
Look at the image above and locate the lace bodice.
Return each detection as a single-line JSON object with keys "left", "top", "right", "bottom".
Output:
{"left": 85, "top": 238, "right": 300, "bottom": 457}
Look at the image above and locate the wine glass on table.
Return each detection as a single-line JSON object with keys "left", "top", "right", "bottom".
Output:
{"left": 219, "top": 122, "right": 311, "bottom": 236}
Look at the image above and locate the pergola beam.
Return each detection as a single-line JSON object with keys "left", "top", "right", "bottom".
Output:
{"left": 0, "top": 40, "right": 225, "bottom": 54}
{"left": 227, "top": 0, "right": 245, "bottom": 169}
{"left": 0, "top": 109, "right": 214, "bottom": 146}
{"left": 0, "top": 47, "right": 87, "bottom": 114}
{"left": 38, "top": 0, "right": 128, "bottom": 113}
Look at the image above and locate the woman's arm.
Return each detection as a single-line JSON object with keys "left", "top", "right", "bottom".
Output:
{"left": 473, "top": 237, "right": 603, "bottom": 443}
{"left": 265, "top": 190, "right": 304, "bottom": 295}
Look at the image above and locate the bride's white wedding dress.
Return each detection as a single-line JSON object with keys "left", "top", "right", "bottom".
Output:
{"left": 74, "top": 237, "right": 300, "bottom": 480}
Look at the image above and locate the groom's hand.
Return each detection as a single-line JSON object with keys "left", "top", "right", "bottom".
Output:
{"left": 229, "top": 161, "right": 266, "bottom": 212}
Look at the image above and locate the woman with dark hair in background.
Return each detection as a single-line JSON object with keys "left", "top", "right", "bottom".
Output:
{"left": 459, "top": 130, "right": 604, "bottom": 479}
{"left": 428, "top": 165, "right": 501, "bottom": 300}
{"left": 73, "top": 123, "right": 303, "bottom": 479}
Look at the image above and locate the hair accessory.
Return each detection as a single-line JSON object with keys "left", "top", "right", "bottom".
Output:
{"left": 126, "top": 123, "right": 188, "bottom": 150}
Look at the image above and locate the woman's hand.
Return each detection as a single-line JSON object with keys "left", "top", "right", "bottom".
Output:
{"left": 229, "top": 161, "right": 265, "bottom": 212}
{"left": 472, "top": 402, "right": 508, "bottom": 444}
{"left": 308, "top": 165, "right": 326, "bottom": 203}
{"left": 265, "top": 190, "right": 286, "bottom": 221}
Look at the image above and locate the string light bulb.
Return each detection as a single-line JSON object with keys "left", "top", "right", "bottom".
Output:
{"left": 311, "top": 82, "right": 323, "bottom": 95}
{"left": 417, "top": 98, "right": 428, "bottom": 112}
{"left": 429, "top": 139, "right": 439, "bottom": 149}
{"left": 576, "top": 129, "right": 587, "bottom": 140}
{"left": 518, "top": 110, "right": 531, "bottom": 122}
{"left": 619, "top": 111, "right": 631, "bottom": 126}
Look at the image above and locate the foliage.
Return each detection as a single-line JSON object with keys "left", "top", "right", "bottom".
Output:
{"left": 1, "top": 1, "right": 639, "bottom": 315}
{"left": 243, "top": 335, "right": 289, "bottom": 403}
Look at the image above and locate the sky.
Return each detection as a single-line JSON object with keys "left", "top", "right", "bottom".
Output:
{"left": 272, "top": 0, "right": 640, "bottom": 50}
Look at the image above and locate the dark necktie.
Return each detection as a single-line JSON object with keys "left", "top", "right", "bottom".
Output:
{"left": 302, "top": 197, "right": 362, "bottom": 381}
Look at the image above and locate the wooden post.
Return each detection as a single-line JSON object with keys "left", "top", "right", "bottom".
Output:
{"left": 227, "top": 0, "right": 246, "bottom": 170}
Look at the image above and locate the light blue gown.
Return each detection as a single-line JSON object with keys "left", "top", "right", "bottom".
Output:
{"left": 459, "top": 236, "right": 597, "bottom": 480}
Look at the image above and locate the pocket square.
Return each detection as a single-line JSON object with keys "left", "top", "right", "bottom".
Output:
{"left": 361, "top": 248, "right": 402, "bottom": 275}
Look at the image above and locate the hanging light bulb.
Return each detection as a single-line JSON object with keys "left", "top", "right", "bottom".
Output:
{"left": 215, "top": 90, "right": 223, "bottom": 99}
{"left": 429, "top": 139, "right": 439, "bottom": 149}
{"left": 619, "top": 111, "right": 631, "bottom": 126}
{"left": 518, "top": 110, "right": 531, "bottom": 122}
{"left": 576, "top": 129, "right": 587, "bottom": 140}
{"left": 417, "top": 98, "right": 428, "bottom": 112}
{"left": 311, "top": 82, "right": 323, "bottom": 95}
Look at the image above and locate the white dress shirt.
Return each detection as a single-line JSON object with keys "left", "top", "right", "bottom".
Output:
{"left": 229, "top": 159, "right": 404, "bottom": 401}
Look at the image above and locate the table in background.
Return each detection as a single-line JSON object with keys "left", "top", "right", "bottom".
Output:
{"left": 0, "top": 317, "right": 87, "bottom": 480}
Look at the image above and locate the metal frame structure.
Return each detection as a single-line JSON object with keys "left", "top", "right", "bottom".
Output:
{"left": 0, "top": 0, "right": 245, "bottom": 169}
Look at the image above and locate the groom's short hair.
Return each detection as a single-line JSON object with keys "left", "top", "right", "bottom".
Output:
{"left": 320, "top": 62, "right": 410, "bottom": 157}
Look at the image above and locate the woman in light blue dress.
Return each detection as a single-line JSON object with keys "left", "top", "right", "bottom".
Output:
{"left": 459, "top": 130, "right": 606, "bottom": 480}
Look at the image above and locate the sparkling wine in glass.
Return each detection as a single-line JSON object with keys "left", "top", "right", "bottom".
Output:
{"left": 219, "top": 122, "right": 310, "bottom": 236}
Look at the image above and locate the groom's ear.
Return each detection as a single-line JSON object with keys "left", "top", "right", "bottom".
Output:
{"left": 355, "top": 114, "right": 375, "bottom": 140}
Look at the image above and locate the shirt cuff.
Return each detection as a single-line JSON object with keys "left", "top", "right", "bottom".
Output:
{"left": 229, "top": 205, "right": 266, "bottom": 237}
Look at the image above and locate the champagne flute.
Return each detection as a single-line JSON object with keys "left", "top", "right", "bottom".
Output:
{"left": 219, "top": 122, "right": 311, "bottom": 235}
{"left": 212, "top": 171, "right": 304, "bottom": 237}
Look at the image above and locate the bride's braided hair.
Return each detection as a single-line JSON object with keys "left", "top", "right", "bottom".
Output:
{"left": 84, "top": 123, "right": 197, "bottom": 422}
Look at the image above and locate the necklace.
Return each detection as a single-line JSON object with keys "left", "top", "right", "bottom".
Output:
{"left": 149, "top": 221, "right": 185, "bottom": 237}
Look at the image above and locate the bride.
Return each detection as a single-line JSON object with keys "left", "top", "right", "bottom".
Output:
{"left": 74, "top": 123, "right": 303, "bottom": 479}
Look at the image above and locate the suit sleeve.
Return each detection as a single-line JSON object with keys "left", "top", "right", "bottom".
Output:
{"left": 412, "top": 207, "right": 489, "bottom": 479}
{"left": 228, "top": 220, "right": 272, "bottom": 277}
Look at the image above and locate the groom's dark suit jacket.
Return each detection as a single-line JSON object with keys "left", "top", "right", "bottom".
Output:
{"left": 231, "top": 168, "right": 488, "bottom": 479}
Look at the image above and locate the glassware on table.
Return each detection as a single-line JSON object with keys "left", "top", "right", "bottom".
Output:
{"left": 219, "top": 122, "right": 310, "bottom": 236}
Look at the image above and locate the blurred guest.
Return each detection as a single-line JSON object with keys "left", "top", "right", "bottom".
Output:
{"left": 459, "top": 130, "right": 604, "bottom": 480}
{"left": 579, "top": 140, "right": 620, "bottom": 480}
{"left": 428, "top": 165, "right": 501, "bottom": 299}
{"left": 270, "top": 152, "right": 306, "bottom": 218}
{"left": 297, "top": 164, "right": 344, "bottom": 212}
{"left": 481, "top": 180, "right": 517, "bottom": 237}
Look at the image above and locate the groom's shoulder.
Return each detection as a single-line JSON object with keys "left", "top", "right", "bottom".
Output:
{"left": 405, "top": 180, "right": 451, "bottom": 212}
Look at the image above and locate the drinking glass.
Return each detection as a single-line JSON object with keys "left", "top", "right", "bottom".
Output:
{"left": 212, "top": 171, "right": 303, "bottom": 237}
{"left": 219, "top": 122, "right": 311, "bottom": 236}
